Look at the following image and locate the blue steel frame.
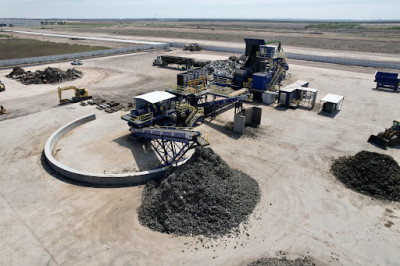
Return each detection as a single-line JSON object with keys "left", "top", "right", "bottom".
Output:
{"left": 150, "top": 137, "right": 197, "bottom": 166}
{"left": 130, "top": 127, "right": 202, "bottom": 167}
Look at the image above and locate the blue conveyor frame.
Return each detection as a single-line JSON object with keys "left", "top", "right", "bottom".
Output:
{"left": 130, "top": 127, "right": 208, "bottom": 166}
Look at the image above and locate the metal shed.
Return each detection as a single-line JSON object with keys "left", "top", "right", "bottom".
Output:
{"left": 319, "top": 94, "right": 344, "bottom": 115}
{"left": 278, "top": 85, "right": 317, "bottom": 109}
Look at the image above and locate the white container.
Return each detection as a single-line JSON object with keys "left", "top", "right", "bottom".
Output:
{"left": 262, "top": 91, "right": 278, "bottom": 104}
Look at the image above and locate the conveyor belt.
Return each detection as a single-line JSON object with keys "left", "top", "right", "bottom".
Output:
{"left": 130, "top": 127, "right": 209, "bottom": 166}
{"left": 130, "top": 127, "right": 208, "bottom": 146}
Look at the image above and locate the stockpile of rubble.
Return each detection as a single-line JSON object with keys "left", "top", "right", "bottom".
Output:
{"left": 85, "top": 97, "right": 133, "bottom": 113}
{"left": 331, "top": 151, "right": 400, "bottom": 202}
{"left": 205, "top": 55, "right": 247, "bottom": 78}
{"left": 6, "top": 66, "right": 82, "bottom": 85}
{"left": 138, "top": 147, "right": 260, "bottom": 238}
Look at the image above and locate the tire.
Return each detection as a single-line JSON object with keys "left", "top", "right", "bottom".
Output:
{"left": 389, "top": 135, "right": 399, "bottom": 146}
{"left": 377, "top": 132, "right": 385, "bottom": 138}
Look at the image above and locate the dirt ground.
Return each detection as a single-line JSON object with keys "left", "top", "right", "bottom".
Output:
{"left": 35, "top": 20, "right": 400, "bottom": 54}
{"left": 4, "top": 28, "right": 400, "bottom": 64}
{"left": 0, "top": 48, "right": 400, "bottom": 265}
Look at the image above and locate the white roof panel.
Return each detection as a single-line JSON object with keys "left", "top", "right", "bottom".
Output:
{"left": 298, "top": 87, "right": 318, "bottom": 93}
{"left": 280, "top": 86, "right": 298, "bottom": 92}
{"left": 135, "top": 91, "right": 176, "bottom": 104}
{"left": 321, "top": 94, "right": 344, "bottom": 104}
{"left": 295, "top": 80, "right": 309, "bottom": 86}
{"left": 282, "top": 80, "right": 310, "bottom": 90}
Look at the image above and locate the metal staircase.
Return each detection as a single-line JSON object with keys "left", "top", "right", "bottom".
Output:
{"left": 185, "top": 107, "right": 204, "bottom": 127}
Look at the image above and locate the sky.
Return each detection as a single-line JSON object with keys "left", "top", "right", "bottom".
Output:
{"left": 1, "top": 0, "right": 400, "bottom": 20}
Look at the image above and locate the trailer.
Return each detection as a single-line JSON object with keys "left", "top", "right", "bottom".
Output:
{"left": 153, "top": 55, "right": 210, "bottom": 69}
{"left": 374, "top": 71, "right": 400, "bottom": 91}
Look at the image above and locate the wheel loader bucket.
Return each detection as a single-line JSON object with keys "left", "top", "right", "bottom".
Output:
{"left": 368, "top": 134, "right": 388, "bottom": 148}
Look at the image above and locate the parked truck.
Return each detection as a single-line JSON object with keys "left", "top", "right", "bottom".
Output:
{"left": 153, "top": 55, "right": 209, "bottom": 69}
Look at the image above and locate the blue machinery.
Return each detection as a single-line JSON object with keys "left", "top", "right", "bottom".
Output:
{"left": 121, "top": 89, "right": 249, "bottom": 166}
{"left": 374, "top": 71, "right": 400, "bottom": 91}
{"left": 121, "top": 38, "right": 283, "bottom": 167}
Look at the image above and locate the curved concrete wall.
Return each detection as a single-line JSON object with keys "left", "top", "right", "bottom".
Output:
{"left": 44, "top": 114, "right": 179, "bottom": 186}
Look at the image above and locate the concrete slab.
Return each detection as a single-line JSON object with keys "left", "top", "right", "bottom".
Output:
{"left": 0, "top": 51, "right": 399, "bottom": 265}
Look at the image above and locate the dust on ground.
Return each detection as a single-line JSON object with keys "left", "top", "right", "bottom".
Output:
{"left": 248, "top": 256, "right": 316, "bottom": 266}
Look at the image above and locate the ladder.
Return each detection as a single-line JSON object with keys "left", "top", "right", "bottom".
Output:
{"left": 185, "top": 107, "right": 204, "bottom": 127}
{"left": 269, "top": 66, "right": 284, "bottom": 91}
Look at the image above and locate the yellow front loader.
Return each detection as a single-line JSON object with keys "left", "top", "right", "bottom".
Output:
{"left": 0, "top": 79, "right": 5, "bottom": 92}
{"left": 368, "top": 120, "right": 400, "bottom": 148}
{"left": 58, "top": 86, "right": 91, "bottom": 104}
{"left": 0, "top": 105, "right": 7, "bottom": 115}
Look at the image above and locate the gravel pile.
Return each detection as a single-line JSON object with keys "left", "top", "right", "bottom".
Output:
{"left": 206, "top": 55, "right": 247, "bottom": 78}
{"left": 248, "top": 256, "right": 315, "bottom": 266}
{"left": 331, "top": 150, "right": 400, "bottom": 202}
{"left": 138, "top": 147, "right": 260, "bottom": 237}
{"left": 6, "top": 66, "right": 82, "bottom": 85}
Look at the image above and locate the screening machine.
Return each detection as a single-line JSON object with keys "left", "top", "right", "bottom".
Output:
{"left": 121, "top": 91, "right": 210, "bottom": 166}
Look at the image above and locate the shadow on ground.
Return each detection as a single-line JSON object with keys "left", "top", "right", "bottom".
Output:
{"left": 113, "top": 134, "right": 160, "bottom": 171}
{"left": 40, "top": 151, "right": 141, "bottom": 188}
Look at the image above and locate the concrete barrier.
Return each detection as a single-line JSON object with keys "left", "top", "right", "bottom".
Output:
{"left": 44, "top": 114, "right": 180, "bottom": 186}
{"left": 169, "top": 42, "right": 400, "bottom": 70}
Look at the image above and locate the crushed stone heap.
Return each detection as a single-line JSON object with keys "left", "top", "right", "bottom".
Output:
{"left": 6, "top": 66, "right": 82, "bottom": 85}
{"left": 331, "top": 150, "right": 400, "bottom": 202}
{"left": 138, "top": 147, "right": 260, "bottom": 237}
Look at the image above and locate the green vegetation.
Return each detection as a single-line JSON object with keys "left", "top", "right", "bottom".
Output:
{"left": 305, "top": 22, "right": 363, "bottom": 29}
{"left": 0, "top": 34, "right": 13, "bottom": 39}
{"left": 64, "top": 22, "right": 114, "bottom": 28}
{"left": 368, "top": 26, "right": 400, "bottom": 30}
{"left": 0, "top": 39, "right": 108, "bottom": 60}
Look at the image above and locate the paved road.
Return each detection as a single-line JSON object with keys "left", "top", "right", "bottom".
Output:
{"left": 4, "top": 29, "right": 166, "bottom": 46}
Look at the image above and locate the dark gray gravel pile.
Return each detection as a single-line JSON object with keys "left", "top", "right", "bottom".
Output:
{"left": 331, "top": 150, "right": 400, "bottom": 202}
{"left": 248, "top": 256, "right": 315, "bottom": 266}
{"left": 6, "top": 66, "right": 82, "bottom": 85}
{"left": 138, "top": 147, "right": 260, "bottom": 237}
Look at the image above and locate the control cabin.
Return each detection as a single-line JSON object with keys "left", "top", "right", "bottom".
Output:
{"left": 121, "top": 91, "right": 177, "bottom": 128}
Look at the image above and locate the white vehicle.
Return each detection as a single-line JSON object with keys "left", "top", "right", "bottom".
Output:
{"left": 71, "top": 59, "right": 83, "bottom": 65}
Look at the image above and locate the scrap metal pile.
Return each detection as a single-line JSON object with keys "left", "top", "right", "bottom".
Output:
{"left": 331, "top": 151, "right": 400, "bottom": 202}
{"left": 205, "top": 55, "right": 247, "bottom": 78}
{"left": 87, "top": 97, "right": 132, "bottom": 113}
{"left": 6, "top": 66, "right": 82, "bottom": 85}
{"left": 138, "top": 147, "right": 260, "bottom": 238}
